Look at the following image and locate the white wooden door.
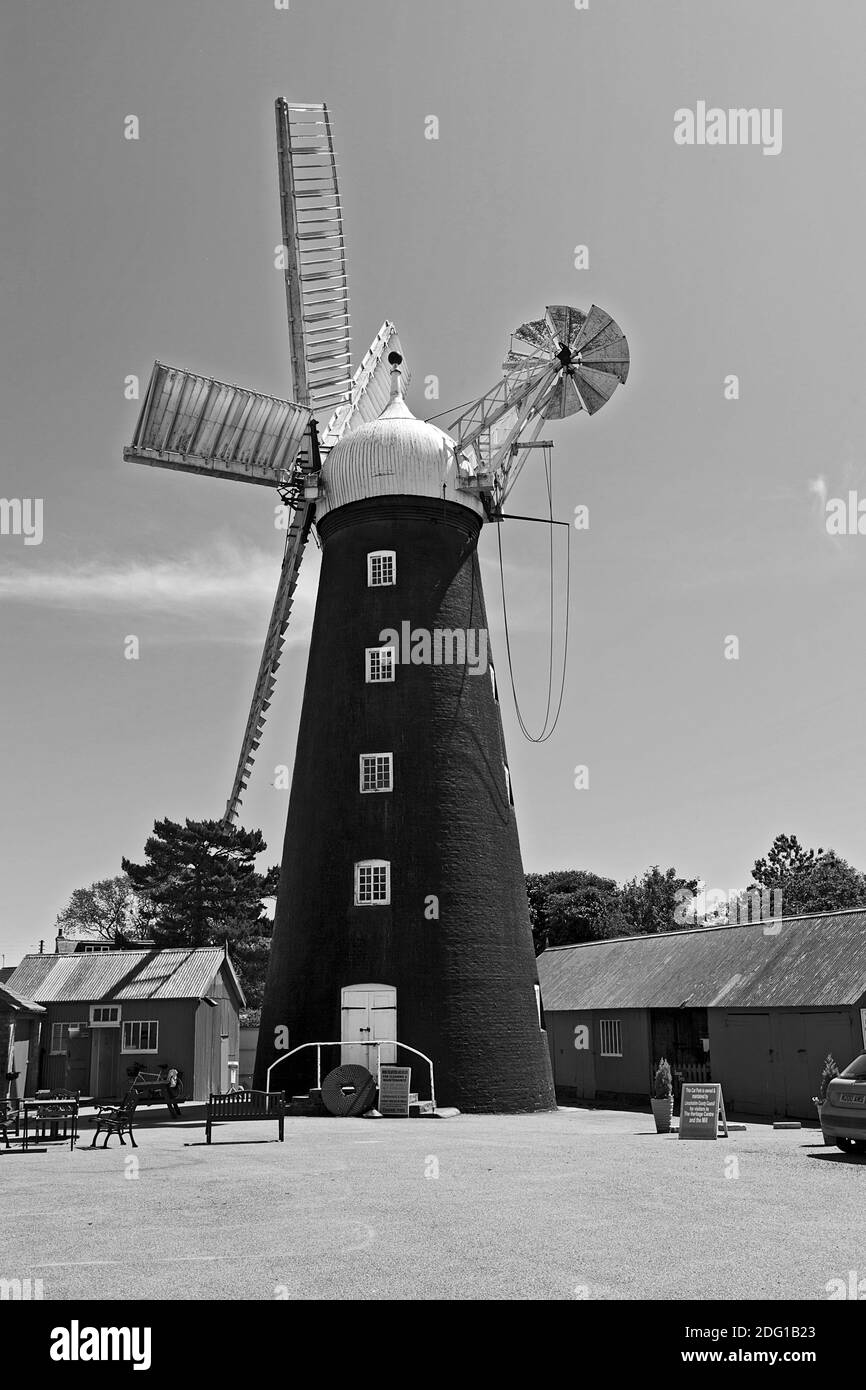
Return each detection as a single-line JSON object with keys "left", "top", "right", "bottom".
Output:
{"left": 341, "top": 985, "right": 396, "bottom": 1068}
{"left": 11, "top": 1040, "right": 29, "bottom": 1097}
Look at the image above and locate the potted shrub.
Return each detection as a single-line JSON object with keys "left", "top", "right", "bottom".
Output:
{"left": 651, "top": 1058, "right": 674, "bottom": 1134}
{"left": 813, "top": 1053, "right": 839, "bottom": 1144}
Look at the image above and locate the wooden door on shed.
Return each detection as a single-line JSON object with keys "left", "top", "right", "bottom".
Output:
{"left": 341, "top": 985, "right": 396, "bottom": 1068}
{"left": 11, "top": 1038, "right": 30, "bottom": 1097}
{"left": 775, "top": 1014, "right": 811, "bottom": 1118}
{"left": 66, "top": 1029, "right": 92, "bottom": 1096}
{"left": 725, "top": 1013, "right": 772, "bottom": 1115}
{"left": 90, "top": 1029, "right": 119, "bottom": 1099}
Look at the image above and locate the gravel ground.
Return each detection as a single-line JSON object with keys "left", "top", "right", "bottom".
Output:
{"left": 3, "top": 1106, "right": 863, "bottom": 1301}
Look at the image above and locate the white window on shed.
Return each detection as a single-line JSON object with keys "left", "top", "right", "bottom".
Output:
{"left": 89, "top": 1005, "right": 121, "bottom": 1027}
{"left": 367, "top": 551, "right": 396, "bottom": 587}
{"left": 366, "top": 646, "right": 395, "bottom": 683}
{"left": 600, "top": 1018, "right": 623, "bottom": 1057}
{"left": 354, "top": 860, "right": 391, "bottom": 906}
{"left": 360, "top": 753, "right": 393, "bottom": 793}
{"left": 122, "top": 1020, "right": 159, "bottom": 1053}
{"left": 50, "top": 1022, "right": 74, "bottom": 1055}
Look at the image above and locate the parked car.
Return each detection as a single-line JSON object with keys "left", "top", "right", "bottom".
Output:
{"left": 820, "top": 1051, "right": 866, "bottom": 1154}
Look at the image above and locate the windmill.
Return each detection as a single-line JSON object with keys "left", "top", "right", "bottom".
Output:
{"left": 124, "top": 99, "right": 629, "bottom": 1113}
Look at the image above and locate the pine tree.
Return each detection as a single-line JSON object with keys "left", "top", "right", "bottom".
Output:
{"left": 122, "top": 818, "right": 279, "bottom": 1006}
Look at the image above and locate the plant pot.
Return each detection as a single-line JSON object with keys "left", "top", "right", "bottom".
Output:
{"left": 651, "top": 1096, "right": 674, "bottom": 1134}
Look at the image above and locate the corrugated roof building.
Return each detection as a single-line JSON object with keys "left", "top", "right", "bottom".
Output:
{"left": 537, "top": 909, "right": 866, "bottom": 1120}
{"left": 4, "top": 947, "right": 245, "bottom": 1103}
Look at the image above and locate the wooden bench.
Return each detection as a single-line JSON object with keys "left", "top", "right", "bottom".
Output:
{"left": 205, "top": 1090, "right": 285, "bottom": 1143}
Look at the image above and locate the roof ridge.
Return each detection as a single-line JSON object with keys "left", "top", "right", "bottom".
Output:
{"left": 19, "top": 944, "right": 222, "bottom": 961}
{"left": 541, "top": 903, "right": 866, "bottom": 952}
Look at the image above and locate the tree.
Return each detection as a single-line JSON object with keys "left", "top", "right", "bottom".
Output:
{"left": 751, "top": 833, "right": 866, "bottom": 918}
{"left": 619, "top": 865, "right": 700, "bottom": 935}
{"left": 525, "top": 870, "right": 630, "bottom": 954}
{"left": 122, "top": 818, "right": 280, "bottom": 1008}
{"left": 55, "top": 875, "right": 149, "bottom": 945}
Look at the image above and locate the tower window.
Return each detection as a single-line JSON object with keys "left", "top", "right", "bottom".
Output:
{"left": 504, "top": 762, "right": 514, "bottom": 806}
{"left": 360, "top": 753, "right": 393, "bottom": 793}
{"left": 367, "top": 551, "right": 396, "bottom": 587}
{"left": 490, "top": 663, "right": 498, "bottom": 701}
{"left": 355, "top": 860, "right": 390, "bottom": 905}
{"left": 366, "top": 646, "right": 395, "bottom": 683}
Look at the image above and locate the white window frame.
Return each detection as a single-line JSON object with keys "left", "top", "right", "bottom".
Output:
{"left": 89, "top": 1004, "right": 121, "bottom": 1028}
{"left": 367, "top": 550, "right": 396, "bottom": 587}
{"left": 354, "top": 860, "right": 391, "bottom": 906}
{"left": 50, "top": 1022, "right": 74, "bottom": 1055}
{"left": 365, "top": 646, "right": 395, "bottom": 684}
{"left": 503, "top": 763, "right": 514, "bottom": 806}
{"left": 359, "top": 753, "right": 393, "bottom": 794}
{"left": 121, "top": 1019, "right": 159, "bottom": 1054}
{"left": 600, "top": 1018, "right": 623, "bottom": 1057}
{"left": 490, "top": 663, "right": 498, "bottom": 701}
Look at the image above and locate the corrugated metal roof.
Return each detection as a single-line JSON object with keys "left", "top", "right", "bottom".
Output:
{"left": 6, "top": 947, "right": 244, "bottom": 1006}
{"left": 0, "top": 981, "right": 44, "bottom": 1014}
{"left": 537, "top": 909, "right": 866, "bottom": 1012}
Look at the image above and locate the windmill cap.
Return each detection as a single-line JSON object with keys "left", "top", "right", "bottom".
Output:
{"left": 316, "top": 382, "right": 483, "bottom": 522}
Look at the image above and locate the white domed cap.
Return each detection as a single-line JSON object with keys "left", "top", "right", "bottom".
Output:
{"left": 316, "top": 361, "right": 484, "bottom": 522}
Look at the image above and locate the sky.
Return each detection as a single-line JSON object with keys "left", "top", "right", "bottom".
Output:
{"left": 2, "top": 0, "right": 866, "bottom": 963}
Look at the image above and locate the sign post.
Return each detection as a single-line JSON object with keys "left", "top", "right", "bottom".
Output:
{"left": 378, "top": 1065, "right": 412, "bottom": 1117}
{"left": 678, "top": 1082, "right": 728, "bottom": 1140}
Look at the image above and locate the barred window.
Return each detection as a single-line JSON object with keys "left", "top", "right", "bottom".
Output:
{"left": 355, "top": 860, "right": 390, "bottom": 905}
{"left": 366, "top": 646, "right": 395, "bottom": 683}
{"left": 367, "top": 551, "right": 396, "bottom": 587}
{"left": 122, "top": 1020, "right": 159, "bottom": 1053}
{"left": 600, "top": 1019, "right": 622, "bottom": 1057}
{"left": 360, "top": 753, "right": 393, "bottom": 793}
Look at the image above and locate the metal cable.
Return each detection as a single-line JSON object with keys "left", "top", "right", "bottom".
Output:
{"left": 496, "top": 445, "right": 570, "bottom": 743}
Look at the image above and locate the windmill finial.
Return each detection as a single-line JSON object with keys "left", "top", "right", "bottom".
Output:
{"left": 388, "top": 351, "right": 405, "bottom": 404}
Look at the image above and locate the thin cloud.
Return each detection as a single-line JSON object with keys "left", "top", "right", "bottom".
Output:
{"left": 0, "top": 540, "right": 319, "bottom": 639}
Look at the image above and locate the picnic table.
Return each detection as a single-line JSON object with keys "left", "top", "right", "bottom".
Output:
{"left": 3, "top": 1097, "right": 79, "bottom": 1152}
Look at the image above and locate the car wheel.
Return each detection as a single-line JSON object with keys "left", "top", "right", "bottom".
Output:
{"left": 852, "top": 1141, "right": 866, "bottom": 1156}
{"left": 835, "top": 1138, "right": 855, "bottom": 1152}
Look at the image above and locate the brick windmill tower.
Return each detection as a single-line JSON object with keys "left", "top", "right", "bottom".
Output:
{"left": 124, "top": 101, "right": 629, "bottom": 1112}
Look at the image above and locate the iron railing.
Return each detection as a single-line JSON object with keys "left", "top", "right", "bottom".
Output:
{"left": 265, "top": 1040, "right": 436, "bottom": 1111}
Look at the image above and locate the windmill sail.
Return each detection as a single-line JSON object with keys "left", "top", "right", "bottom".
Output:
{"left": 322, "top": 320, "right": 408, "bottom": 450}
{"left": 276, "top": 100, "right": 353, "bottom": 422}
{"left": 223, "top": 500, "right": 314, "bottom": 825}
{"left": 124, "top": 363, "right": 311, "bottom": 486}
